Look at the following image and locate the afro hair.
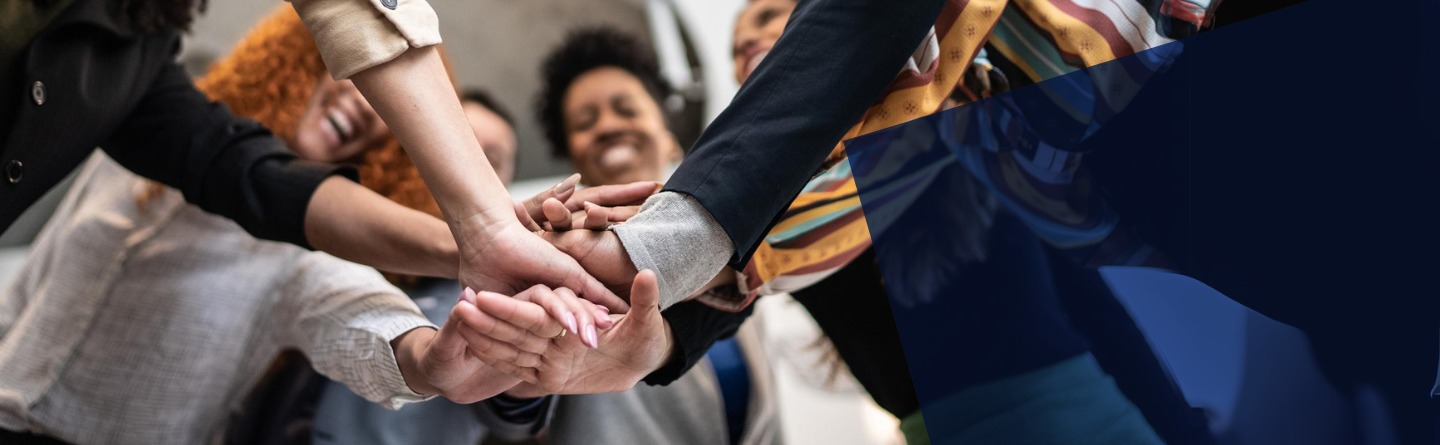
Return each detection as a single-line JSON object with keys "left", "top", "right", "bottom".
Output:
{"left": 536, "top": 27, "right": 672, "bottom": 160}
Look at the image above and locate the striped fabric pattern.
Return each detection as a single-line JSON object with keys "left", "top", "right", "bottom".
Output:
{"left": 696, "top": 0, "right": 1216, "bottom": 311}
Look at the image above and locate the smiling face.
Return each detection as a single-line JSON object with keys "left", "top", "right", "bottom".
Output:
{"left": 290, "top": 77, "right": 390, "bottom": 163}
{"left": 561, "top": 66, "right": 679, "bottom": 186}
{"left": 733, "top": 0, "right": 796, "bottom": 84}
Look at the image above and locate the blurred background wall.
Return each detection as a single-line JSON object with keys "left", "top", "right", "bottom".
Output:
{"left": 183, "top": 0, "right": 745, "bottom": 183}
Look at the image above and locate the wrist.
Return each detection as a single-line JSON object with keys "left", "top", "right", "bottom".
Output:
{"left": 449, "top": 206, "right": 524, "bottom": 254}
{"left": 648, "top": 320, "right": 677, "bottom": 374}
{"left": 426, "top": 217, "right": 460, "bottom": 279}
{"left": 449, "top": 198, "right": 524, "bottom": 232}
{"left": 392, "top": 327, "right": 441, "bottom": 396}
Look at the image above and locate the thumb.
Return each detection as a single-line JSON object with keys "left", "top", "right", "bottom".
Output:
{"left": 431, "top": 288, "right": 478, "bottom": 362}
{"left": 629, "top": 269, "right": 660, "bottom": 315}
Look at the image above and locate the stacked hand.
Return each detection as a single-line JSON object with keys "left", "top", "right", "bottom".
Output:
{"left": 393, "top": 284, "right": 615, "bottom": 403}
{"left": 528, "top": 196, "right": 732, "bottom": 305}
{"left": 347, "top": 51, "right": 671, "bottom": 401}
{"left": 393, "top": 270, "right": 669, "bottom": 403}
{"left": 513, "top": 174, "right": 649, "bottom": 232}
{"left": 421, "top": 178, "right": 732, "bottom": 400}
{"left": 515, "top": 177, "right": 647, "bottom": 300}
{"left": 453, "top": 175, "right": 655, "bottom": 314}
{"left": 396, "top": 176, "right": 664, "bottom": 401}
{"left": 478, "top": 270, "right": 672, "bottom": 396}
{"left": 454, "top": 217, "right": 621, "bottom": 321}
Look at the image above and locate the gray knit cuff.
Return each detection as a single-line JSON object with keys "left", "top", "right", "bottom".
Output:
{"left": 612, "top": 192, "right": 733, "bottom": 310}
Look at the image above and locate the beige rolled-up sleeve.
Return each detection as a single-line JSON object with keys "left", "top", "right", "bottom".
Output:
{"left": 289, "top": 0, "right": 442, "bottom": 79}
{"left": 281, "top": 252, "right": 438, "bottom": 409}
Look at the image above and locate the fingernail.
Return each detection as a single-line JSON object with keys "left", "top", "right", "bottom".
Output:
{"left": 593, "top": 307, "right": 612, "bottom": 322}
{"left": 563, "top": 312, "right": 578, "bottom": 335}
{"left": 584, "top": 326, "right": 599, "bottom": 348}
{"left": 595, "top": 304, "right": 609, "bottom": 313}
{"left": 462, "top": 287, "right": 477, "bottom": 305}
{"left": 555, "top": 173, "right": 581, "bottom": 194}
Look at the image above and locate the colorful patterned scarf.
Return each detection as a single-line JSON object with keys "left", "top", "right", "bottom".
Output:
{"left": 694, "top": 0, "right": 1217, "bottom": 311}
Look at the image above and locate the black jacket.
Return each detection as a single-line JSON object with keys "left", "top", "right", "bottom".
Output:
{"left": 1, "top": 0, "right": 348, "bottom": 247}
{"left": 664, "top": 0, "right": 946, "bottom": 268}
{"left": 646, "top": 0, "right": 946, "bottom": 383}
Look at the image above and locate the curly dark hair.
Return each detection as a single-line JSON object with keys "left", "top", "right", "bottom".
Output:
{"left": 537, "top": 27, "right": 671, "bottom": 160}
{"left": 119, "top": 0, "right": 208, "bottom": 32}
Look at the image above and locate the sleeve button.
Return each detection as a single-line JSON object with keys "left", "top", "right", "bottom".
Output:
{"left": 31, "top": 81, "right": 45, "bottom": 106}
{"left": 6, "top": 160, "right": 24, "bottom": 184}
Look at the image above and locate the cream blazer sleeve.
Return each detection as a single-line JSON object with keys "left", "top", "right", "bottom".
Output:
{"left": 288, "top": 0, "right": 442, "bottom": 79}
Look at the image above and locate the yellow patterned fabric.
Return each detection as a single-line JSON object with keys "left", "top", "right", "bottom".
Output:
{"left": 697, "top": 0, "right": 1002, "bottom": 311}
{"left": 697, "top": 0, "right": 1215, "bottom": 311}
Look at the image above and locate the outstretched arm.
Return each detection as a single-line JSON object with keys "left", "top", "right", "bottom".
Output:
{"left": 288, "top": 0, "right": 624, "bottom": 310}
{"left": 343, "top": 46, "right": 626, "bottom": 313}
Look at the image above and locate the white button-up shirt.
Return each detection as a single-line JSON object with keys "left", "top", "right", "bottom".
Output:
{"left": 0, "top": 153, "right": 434, "bottom": 444}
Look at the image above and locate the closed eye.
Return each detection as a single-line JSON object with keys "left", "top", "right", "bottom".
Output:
{"left": 570, "top": 105, "right": 598, "bottom": 132}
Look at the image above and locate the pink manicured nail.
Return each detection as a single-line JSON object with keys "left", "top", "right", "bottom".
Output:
{"left": 593, "top": 307, "right": 612, "bottom": 323}
{"left": 555, "top": 173, "right": 581, "bottom": 194}
{"left": 462, "top": 287, "right": 477, "bottom": 305}
{"left": 563, "top": 312, "right": 578, "bottom": 335}
{"left": 584, "top": 326, "right": 599, "bottom": 348}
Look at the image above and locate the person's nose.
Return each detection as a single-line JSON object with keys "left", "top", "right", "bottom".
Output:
{"left": 591, "top": 108, "right": 629, "bottom": 135}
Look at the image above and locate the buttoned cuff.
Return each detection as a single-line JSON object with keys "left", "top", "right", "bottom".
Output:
{"left": 290, "top": 0, "right": 442, "bottom": 79}
{"left": 373, "top": 320, "right": 438, "bottom": 409}
{"left": 336, "top": 311, "right": 438, "bottom": 409}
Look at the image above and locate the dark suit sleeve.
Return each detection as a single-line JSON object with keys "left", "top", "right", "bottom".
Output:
{"left": 662, "top": 0, "right": 946, "bottom": 268}
{"left": 643, "top": 300, "right": 756, "bottom": 385}
{"left": 101, "top": 60, "right": 356, "bottom": 249}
